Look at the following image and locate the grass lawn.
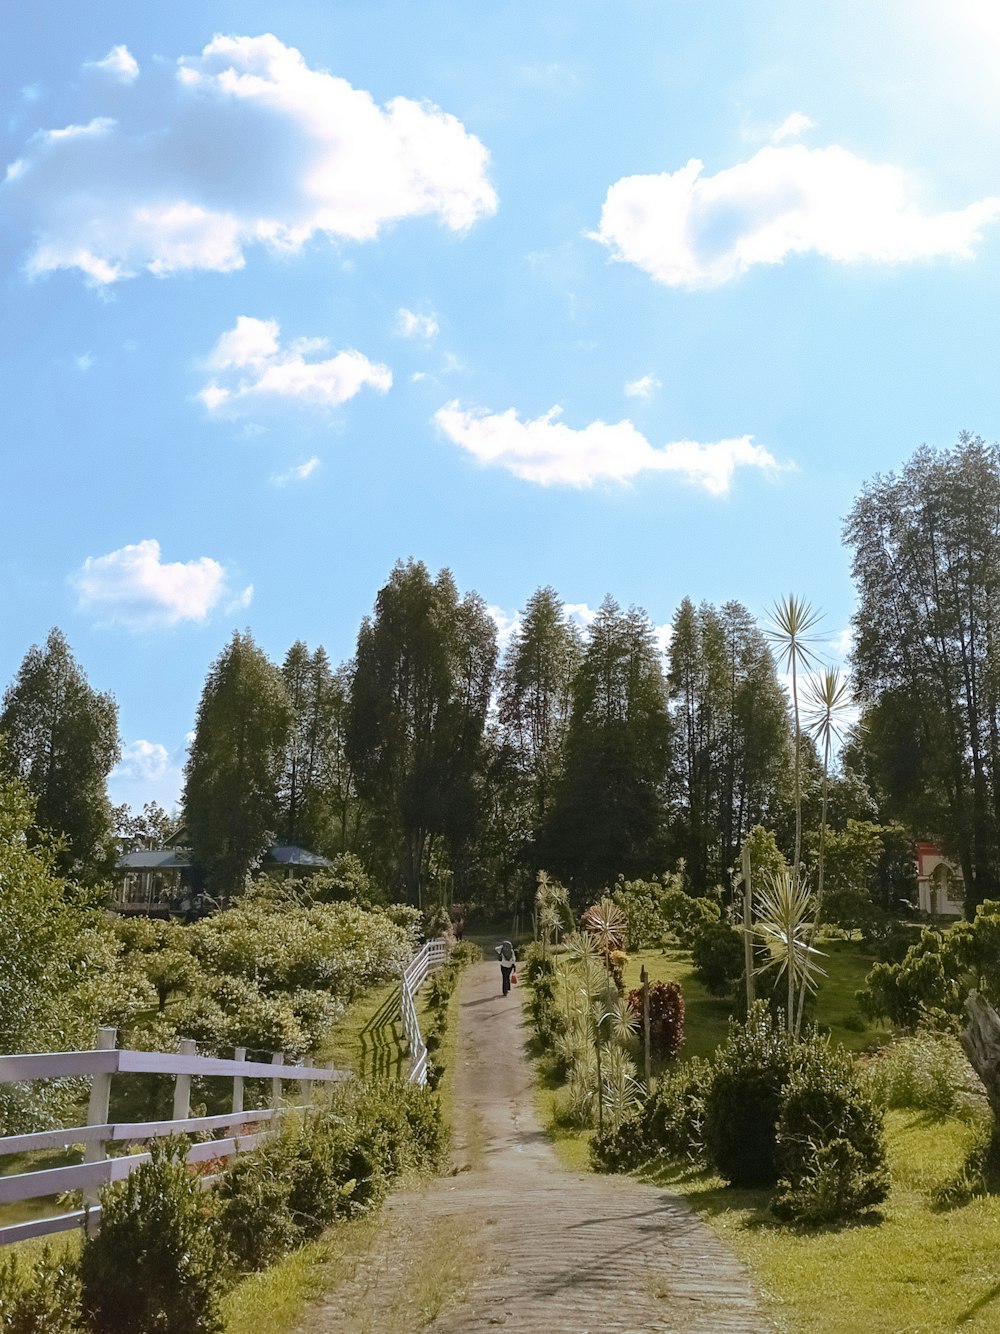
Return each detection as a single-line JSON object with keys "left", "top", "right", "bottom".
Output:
{"left": 530, "top": 938, "right": 1000, "bottom": 1333}
{"left": 318, "top": 977, "right": 406, "bottom": 1080}
{"left": 645, "top": 1112, "right": 1000, "bottom": 1333}
{"left": 622, "top": 936, "right": 892, "bottom": 1068}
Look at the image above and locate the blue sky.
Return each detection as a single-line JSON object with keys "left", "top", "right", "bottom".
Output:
{"left": 5, "top": 1, "right": 1000, "bottom": 811}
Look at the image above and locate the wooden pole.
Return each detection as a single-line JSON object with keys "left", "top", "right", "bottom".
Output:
{"left": 742, "top": 844, "right": 755, "bottom": 1010}
{"left": 640, "top": 965, "right": 651, "bottom": 1090}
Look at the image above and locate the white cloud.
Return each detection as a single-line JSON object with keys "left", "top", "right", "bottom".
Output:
{"left": 200, "top": 315, "right": 391, "bottom": 412}
{"left": 113, "top": 739, "right": 170, "bottom": 783}
{"left": 225, "top": 584, "right": 255, "bottom": 613}
{"left": 594, "top": 142, "right": 1000, "bottom": 288}
{"left": 88, "top": 45, "right": 140, "bottom": 83}
{"left": 487, "top": 605, "right": 522, "bottom": 655}
{"left": 396, "top": 308, "right": 439, "bottom": 341}
{"left": 434, "top": 401, "right": 784, "bottom": 493}
{"left": 829, "top": 626, "right": 854, "bottom": 660}
{"left": 75, "top": 353, "right": 94, "bottom": 371}
{"left": 73, "top": 538, "right": 231, "bottom": 626}
{"left": 770, "top": 112, "right": 815, "bottom": 144}
{"left": 8, "top": 33, "right": 497, "bottom": 286}
{"left": 272, "top": 456, "right": 321, "bottom": 486}
{"left": 563, "top": 602, "right": 599, "bottom": 630}
{"left": 624, "top": 374, "right": 661, "bottom": 400}
{"left": 654, "top": 622, "right": 674, "bottom": 656}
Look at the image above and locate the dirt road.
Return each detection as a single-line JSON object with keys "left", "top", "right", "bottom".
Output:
{"left": 301, "top": 960, "right": 775, "bottom": 1333}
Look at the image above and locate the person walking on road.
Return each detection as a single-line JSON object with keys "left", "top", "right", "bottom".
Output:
{"left": 495, "top": 940, "right": 517, "bottom": 996}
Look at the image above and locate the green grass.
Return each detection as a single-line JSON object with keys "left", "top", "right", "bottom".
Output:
{"left": 646, "top": 1112, "right": 1000, "bottom": 1333}
{"left": 622, "top": 937, "right": 893, "bottom": 1067}
{"left": 318, "top": 978, "right": 407, "bottom": 1080}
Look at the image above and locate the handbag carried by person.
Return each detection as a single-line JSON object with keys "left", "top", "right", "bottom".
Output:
{"left": 510, "top": 969, "right": 517, "bottom": 985}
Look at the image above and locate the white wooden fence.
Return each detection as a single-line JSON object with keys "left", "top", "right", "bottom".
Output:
{"left": 401, "top": 939, "right": 448, "bottom": 1085}
{"left": 0, "top": 1029, "right": 348, "bottom": 1248}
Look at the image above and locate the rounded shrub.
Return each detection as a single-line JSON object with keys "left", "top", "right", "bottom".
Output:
{"left": 704, "top": 1004, "right": 793, "bottom": 1186}
{"left": 592, "top": 1056, "right": 713, "bottom": 1173}
{"left": 81, "top": 1138, "right": 224, "bottom": 1334}
{"left": 216, "top": 1147, "right": 298, "bottom": 1272}
{"left": 774, "top": 1038, "right": 889, "bottom": 1224}
{"left": 691, "top": 921, "right": 744, "bottom": 997}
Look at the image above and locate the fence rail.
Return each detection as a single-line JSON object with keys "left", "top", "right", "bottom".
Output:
{"left": 400, "top": 939, "right": 447, "bottom": 1084}
{"left": 0, "top": 937, "right": 448, "bottom": 1247}
{"left": 0, "top": 1029, "right": 348, "bottom": 1248}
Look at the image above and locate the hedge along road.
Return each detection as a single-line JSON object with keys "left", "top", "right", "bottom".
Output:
{"left": 298, "top": 960, "right": 775, "bottom": 1334}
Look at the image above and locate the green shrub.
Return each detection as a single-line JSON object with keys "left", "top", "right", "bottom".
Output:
{"left": 625, "top": 980, "right": 685, "bottom": 1061}
{"left": 660, "top": 888, "right": 721, "bottom": 948}
{"left": 861, "top": 1029, "right": 978, "bottom": 1119}
{"left": 215, "top": 1146, "right": 298, "bottom": 1272}
{"left": 522, "top": 942, "right": 556, "bottom": 985}
{"left": 0, "top": 1246, "right": 83, "bottom": 1334}
{"left": 81, "top": 1138, "right": 224, "bottom": 1334}
{"left": 691, "top": 921, "right": 744, "bottom": 997}
{"left": 592, "top": 1056, "right": 713, "bottom": 1173}
{"left": 774, "top": 1137, "right": 884, "bottom": 1227}
{"left": 610, "top": 880, "right": 664, "bottom": 950}
{"left": 704, "top": 1004, "right": 792, "bottom": 1186}
{"left": 773, "top": 1039, "right": 889, "bottom": 1224}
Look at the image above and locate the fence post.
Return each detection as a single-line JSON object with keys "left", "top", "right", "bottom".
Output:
{"left": 173, "top": 1038, "right": 196, "bottom": 1122}
{"left": 232, "top": 1046, "right": 246, "bottom": 1116}
{"left": 83, "top": 1025, "right": 117, "bottom": 1234}
{"left": 271, "top": 1051, "right": 283, "bottom": 1109}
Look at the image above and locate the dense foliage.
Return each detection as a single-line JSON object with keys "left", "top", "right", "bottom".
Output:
{"left": 4, "top": 1082, "right": 447, "bottom": 1334}
{"left": 0, "top": 628, "right": 119, "bottom": 882}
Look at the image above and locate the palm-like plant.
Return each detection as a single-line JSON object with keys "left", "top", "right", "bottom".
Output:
{"left": 754, "top": 867, "right": 826, "bottom": 1034}
{"left": 796, "top": 666, "right": 854, "bottom": 1032}
{"left": 581, "top": 896, "right": 628, "bottom": 956}
{"left": 767, "top": 595, "right": 822, "bottom": 877}
{"left": 600, "top": 1044, "right": 645, "bottom": 1131}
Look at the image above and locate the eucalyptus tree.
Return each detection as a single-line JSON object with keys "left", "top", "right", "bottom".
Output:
{"left": 346, "top": 559, "right": 497, "bottom": 906}
{"left": 0, "top": 627, "right": 120, "bottom": 882}
{"left": 544, "top": 597, "right": 670, "bottom": 894}
{"left": 183, "top": 631, "right": 293, "bottom": 903}
{"left": 497, "top": 586, "right": 582, "bottom": 851}
{"left": 278, "top": 642, "right": 340, "bottom": 850}
{"left": 845, "top": 434, "right": 1000, "bottom": 914}
{"left": 669, "top": 598, "right": 790, "bottom": 893}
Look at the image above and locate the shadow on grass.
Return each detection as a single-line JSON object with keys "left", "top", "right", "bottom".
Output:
{"left": 957, "top": 1279, "right": 1000, "bottom": 1325}
{"left": 356, "top": 989, "right": 406, "bottom": 1080}
{"left": 636, "top": 1158, "right": 886, "bottom": 1238}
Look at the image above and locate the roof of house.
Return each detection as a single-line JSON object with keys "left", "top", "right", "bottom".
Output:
{"left": 118, "top": 844, "right": 330, "bottom": 871}
{"left": 267, "top": 844, "right": 331, "bottom": 867}
{"left": 119, "top": 849, "right": 191, "bottom": 870}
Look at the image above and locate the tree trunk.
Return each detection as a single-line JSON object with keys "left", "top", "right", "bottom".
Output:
{"left": 960, "top": 991, "right": 1000, "bottom": 1123}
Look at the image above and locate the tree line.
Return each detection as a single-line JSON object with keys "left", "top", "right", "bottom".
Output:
{"left": 4, "top": 433, "right": 1000, "bottom": 917}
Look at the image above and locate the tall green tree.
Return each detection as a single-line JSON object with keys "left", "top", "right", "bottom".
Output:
{"left": 845, "top": 434, "right": 1000, "bottom": 914}
{"left": 278, "top": 642, "right": 338, "bottom": 850}
{"left": 183, "top": 632, "right": 292, "bottom": 903}
{"left": 668, "top": 599, "right": 789, "bottom": 893}
{"left": 496, "top": 586, "right": 582, "bottom": 860}
{"left": 346, "top": 560, "right": 497, "bottom": 905}
{"left": 544, "top": 597, "right": 670, "bottom": 895}
{"left": 0, "top": 627, "right": 120, "bottom": 881}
